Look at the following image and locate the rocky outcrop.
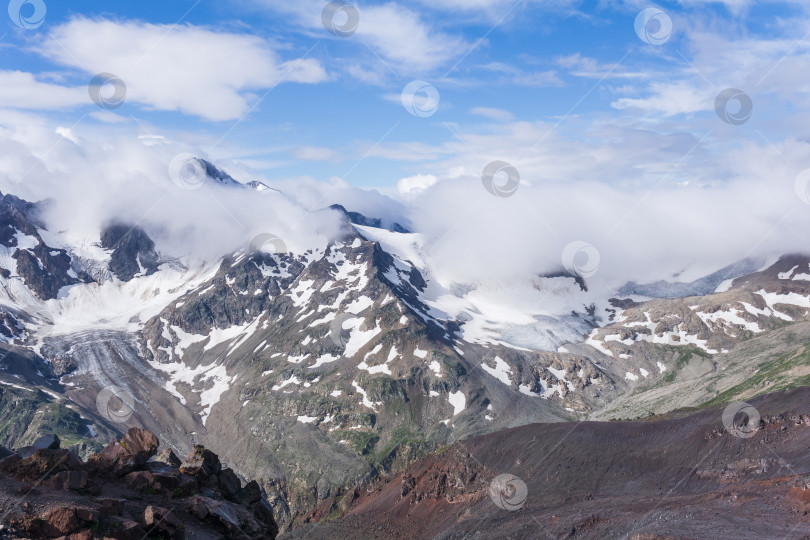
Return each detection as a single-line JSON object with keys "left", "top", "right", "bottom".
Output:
{"left": 86, "top": 427, "right": 159, "bottom": 476}
{"left": 100, "top": 223, "right": 160, "bottom": 281}
{"left": 329, "top": 203, "right": 410, "bottom": 233}
{"left": 0, "top": 192, "right": 81, "bottom": 300}
{"left": 0, "top": 428, "right": 278, "bottom": 539}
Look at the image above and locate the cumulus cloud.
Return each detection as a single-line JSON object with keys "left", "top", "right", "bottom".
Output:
{"left": 397, "top": 173, "right": 439, "bottom": 198}
{"left": 252, "top": 0, "right": 470, "bottom": 73}
{"left": 33, "top": 17, "right": 328, "bottom": 121}
{"left": 374, "top": 118, "right": 810, "bottom": 287}
{"left": 0, "top": 71, "right": 86, "bottom": 110}
{"left": 269, "top": 175, "right": 411, "bottom": 231}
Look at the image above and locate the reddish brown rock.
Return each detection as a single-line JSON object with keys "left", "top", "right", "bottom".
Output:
{"left": 0, "top": 429, "right": 278, "bottom": 539}
{"left": 60, "top": 530, "right": 94, "bottom": 540}
{"left": 103, "top": 516, "right": 147, "bottom": 540}
{"left": 144, "top": 505, "right": 183, "bottom": 536}
{"left": 180, "top": 445, "right": 221, "bottom": 478}
{"left": 88, "top": 428, "right": 158, "bottom": 476}
{"left": 189, "top": 495, "right": 274, "bottom": 538}
{"left": 7, "top": 448, "right": 83, "bottom": 480}
{"left": 36, "top": 506, "right": 96, "bottom": 537}
{"left": 124, "top": 470, "right": 155, "bottom": 491}
{"left": 153, "top": 447, "right": 182, "bottom": 467}
{"left": 49, "top": 470, "right": 89, "bottom": 491}
{"left": 97, "top": 497, "right": 125, "bottom": 516}
{"left": 120, "top": 428, "right": 158, "bottom": 463}
{"left": 40, "top": 506, "right": 80, "bottom": 536}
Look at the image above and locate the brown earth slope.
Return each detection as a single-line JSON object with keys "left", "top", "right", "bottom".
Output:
{"left": 285, "top": 386, "right": 810, "bottom": 540}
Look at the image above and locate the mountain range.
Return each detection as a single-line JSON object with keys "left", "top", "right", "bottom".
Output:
{"left": 0, "top": 158, "right": 809, "bottom": 536}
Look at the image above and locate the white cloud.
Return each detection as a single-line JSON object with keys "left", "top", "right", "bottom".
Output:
{"left": 479, "top": 62, "right": 564, "bottom": 87}
{"left": 555, "top": 54, "right": 648, "bottom": 80}
{"left": 0, "top": 110, "right": 343, "bottom": 261}
{"left": 607, "top": 19, "right": 810, "bottom": 117}
{"left": 35, "top": 17, "right": 328, "bottom": 121}
{"left": 350, "top": 116, "right": 810, "bottom": 286}
{"left": 292, "top": 146, "right": 340, "bottom": 162}
{"left": 470, "top": 107, "right": 514, "bottom": 121}
{"left": 54, "top": 127, "right": 79, "bottom": 144}
{"left": 676, "top": 0, "right": 753, "bottom": 14}
{"left": 90, "top": 110, "right": 128, "bottom": 123}
{"left": 0, "top": 71, "right": 86, "bottom": 110}
{"left": 414, "top": 0, "right": 581, "bottom": 20}
{"left": 353, "top": 3, "right": 468, "bottom": 72}
{"left": 397, "top": 173, "right": 438, "bottom": 198}
{"left": 253, "top": 0, "right": 470, "bottom": 73}
{"left": 612, "top": 81, "right": 712, "bottom": 117}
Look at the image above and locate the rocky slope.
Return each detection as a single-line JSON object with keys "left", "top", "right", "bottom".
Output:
{"left": 287, "top": 386, "right": 810, "bottom": 539}
{"left": 0, "top": 427, "right": 278, "bottom": 539}
{"left": 574, "top": 255, "right": 810, "bottom": 419}
{"left": 133, "top": 230, "right": 596, "bottom": 527}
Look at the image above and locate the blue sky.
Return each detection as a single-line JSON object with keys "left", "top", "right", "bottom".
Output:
{"left": 4, "top": 0, "right": 809, "bottom": 192}
{"left": 3, "top": 0, "right": 810, "bottom": 285}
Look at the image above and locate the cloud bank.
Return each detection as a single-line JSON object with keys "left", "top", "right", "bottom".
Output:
{"left": 0, "top": 111, "right": 343, "bottom": 262}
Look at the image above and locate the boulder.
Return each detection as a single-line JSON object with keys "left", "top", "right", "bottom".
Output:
{"left": 151, "top": 470, "right": 180, "bottom": 492}
{"left": 33, "top": 433, "right": 61, "bottom": 450}
{"left": 40, "top": 506, "right": 79, "bottom": 537}
{"left": 49, "top": 470, "right": 89, "bottom": 491}
{"left": 144, "top": 505, "right": 183, "bottom": 536}
{"left": 124, "top": 470, "right": 155, "bottom": 491}
{"left": 120, "top": 428, "right": 159, "bottom": 463}
{"left": 216, "top": 468, "right": 241, "bottom": 498}
{"left": 103, "top": 516, "right": 147, "bottom": 540}
{"left": 0, "top": 445, "right": 13, "bottom": 460}
{"left": 153, "top": 447, "right": 182, "bottom": 467}
{"left": 250, "top": 500, "right": 279, "bottom": 537}
{"left": 37, "top": 506, "right": 96, "bottom": 537}
{"left": 189, "top": 495, "right": 272, "bottom": 538}
{"left": 235, "top": 480, "right": 262, "bottom": 506}
{"left": 8, "top": 449, "right": 83, "bottom": 480}
{"left": 97, "top": 497, "right": 125, "bottom": 516}
{"left": 180, "top": 445, "right": 221, "bottom": 478}
{"left": 88, "top": 428, "right": 158, "bottom": 476}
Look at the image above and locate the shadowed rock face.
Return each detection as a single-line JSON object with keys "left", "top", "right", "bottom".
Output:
{"left": 0, "top": 427, "right": 279, "bottom": 539}
{"left": 100, "top": 223, "right": 160, "bottom": 282}
{"left": 0, "top": 192, "right": 80, "bottom": 300}
{"left": 329, "top": 204, "right": 410, "bottom": 233}
{"left": 287, "top": 386, "right": 810, "bottom": 539}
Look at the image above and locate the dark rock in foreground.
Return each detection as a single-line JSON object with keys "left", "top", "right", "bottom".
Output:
{"left": 0, "top": 427, "right": 278, "bottom": 539}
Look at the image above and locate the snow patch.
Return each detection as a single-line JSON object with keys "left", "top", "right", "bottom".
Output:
{"left": 448, "top": 391, "right": 466, "bottom": 416}
{"left": 481, "top": 356, "right": 512, "bottom": 386}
